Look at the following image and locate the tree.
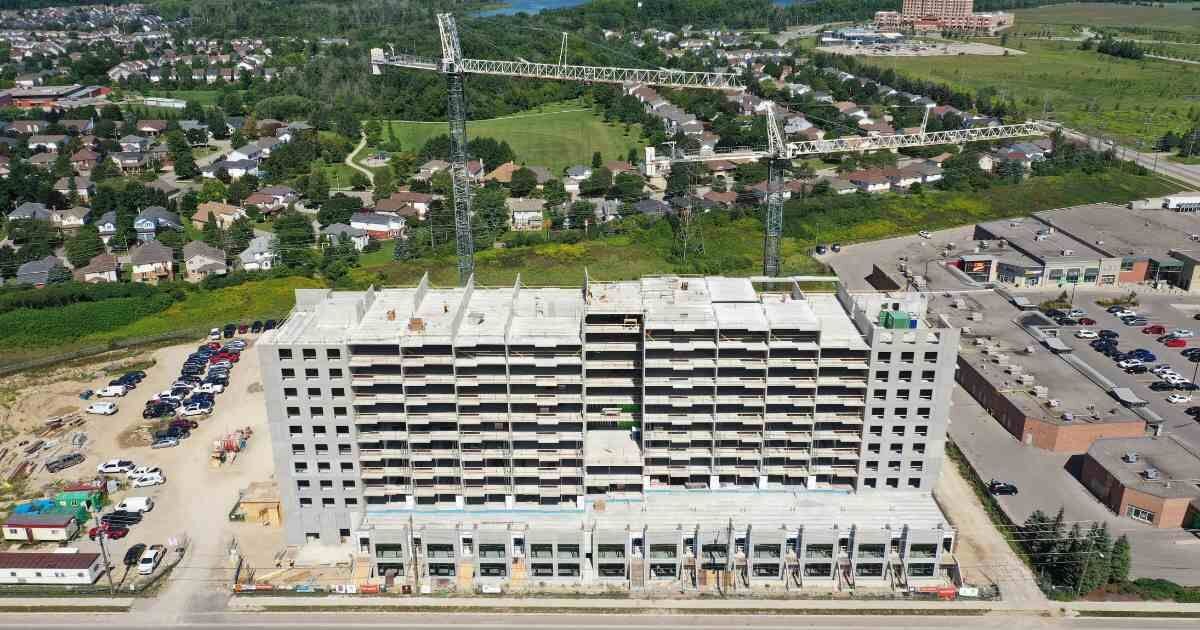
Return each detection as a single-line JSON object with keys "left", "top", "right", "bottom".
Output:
{"left": 198, "top": 179, "right": 228, "bottom": 204}
{"left": 1108, "top": 535, "right": 1131, "bottom": 584}
{"left": 226, "top": 217, "right": 255, "bottom": 255}
{"left": 591, "top": 151, "right": 602, "bottom": 168}
{"left": 611, "top": 172, "right": 645, "bottom": 203}
{"left": 64, "top": 224, "right": 103, "bottom": 268}
{"left": 472, "top": 186, "right": 509, "bottom": 245}
{"left": 372, "top": 168, "right": 397, "bottom": 201}
{"left": 541, "top": 178, "right": 568, "bottom": 209}
{"left": 430, "top": 170, "right": 452, "bottom": 196}
{"left": 579, "top": 167, "right": 612, "bottom": 197}
{"left": 666, "top": 162, "right": 692, "bottom": 198}
{"left": 569, "top": 200, "right": 595, "bottom": 231}
{"left": 317, "top": 194, "right": 363, "bottom": 227}
{"left": 178, "top": 191, "right": 200, "bottom": 220}
{"left": 273, "top": 211, "right": 317, "bottom": 269}
{"left": 1078, "top": 523, "right": 1112, "bottom": 595}
{"left": 509, "top": 167, "right": 538, "bottom": 198}
{"left": 202, "top": 218, "right": 222, "bottom": 247}
{"left": 303, "top": 170, "right": 330, "bottom": 205}
{"left": 349, "top": 171, "right": 370, "bottom": 190}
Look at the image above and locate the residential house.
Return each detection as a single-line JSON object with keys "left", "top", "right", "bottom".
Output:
{"left": 378, "top": 191, "right": 433, "bottom": 219}
{"left": 136, "top": 119, "right": 168, "bottom": 137}
{"left": 321, "top": 223, "right": 369, "bottom": 251}
{"left": 238, "top": 235, "right": 277, "bottom": 271}
{"left": 134, "top": 206, "right": 182, "bottom": 242}
{"left": 415, "top": 159, "right": 449, "bottom": 181}
{"left": 822, "top": 177, "right": 858, "bottom": 195}
{"left": 605, "top": 161, "right": 637, "bottom": 177}
{"left": 229, "top": 144, "right": 263, "bottom": 163}
{"left": 632, "top": 198, "right": 672, "bottom": 217}
{"left": 70, "top": 148, "right": 99, "bottom": 172}
{"left": 179, "top": 120, "right": 210, "bottom": 144}
{"left": 192, "top": 202, "right": 246, "bottom": 229}
{"left": 50, "top": 206, "right": 90, "bottom": 231}
{"left": 182, "top": 240, "right": 228, "bottom": 282}
{"left": 146, "top": 179, "right": 180, "bottom": 199}
{"left": 909, "top": 161, "right": 943, "bottom": 185}
{"left": 485, "top": 161, "right": 520, "bottom": 184}
{"left": 977, "top": 154, "right": 996, "bottom": 173}
{"left": 8, "top": 120, "right": 45, "bottom": 135}
{"left": 28, "top": 152, "right": 55, "bottom": 169}
{"left": 119, "top": 135, "right": 149, "bottom": 153}
{"left": 466, "top": 159, "right": 485, "bottom": 181}
{"left": 73, "top": 253, "right": 119, "bottom": 283}
{"left": 9, "top": 201, "right": 52, "bottom": 222}
{"left": 243, "top": 186, "right": 297, "bottom": 214}
{"left": 349, "top": 212, "right": 406, "bottom": 240}
{"left": 847, "top": 170, "right": 892, "bottom": 194}
{"left": 886, "top": 167, "right": 923, "bottom": 189}
{"left": 256, "top": 136, "right": 281, "bottom": 157}
{"left": 95, "top": 211, "right": 118, "bottom": 245}
{"left": 0, "top": 552, "right": 103, "bottom": 585}
{"left": 783, "top": 114, "right": 813, "bottom": 135}
{"left": 27, "top": 134, "right": 67, "bottom": 152}
{"left": 204, "top": 159, "right": 259, "bottom": 180}
{"left": 702, "top": 190, "right": 738, "bottom": 208}
{"left": 130, "top": 240, "right": 174, "bottom": 284}
{"left": 58, "top": 119, "right": 93, "bottom": 134}
{"left": 15, "top": 256, "right": 67, "bottom": 286}
{"left": 54, "top": 176, "right": 93, "bottom": 202}
{"left": 111, "top": 152, "right": 150, "bottom": 173}
{"left": 706, "top": 160, "right": 738, "bottom": 181}
{"left": 505, "top": 198, "right": 546, "bottom": 231}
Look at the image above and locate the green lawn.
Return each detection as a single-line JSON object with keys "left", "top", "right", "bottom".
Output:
{"left": 143, "top": 89, "right": 238, "bottom": 106}
{"left": 376, "top": 99, "right": 645, "bottom": 174}
{"left": 866, "top": 39, "right": 1200, "bottom": 145}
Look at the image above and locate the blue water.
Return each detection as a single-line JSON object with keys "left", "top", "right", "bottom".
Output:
{"left": 479, "top": 0, "right": 802, "bottom": 17}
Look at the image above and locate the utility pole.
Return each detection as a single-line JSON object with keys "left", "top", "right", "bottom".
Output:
{"left": 94, "top": 512, "right": 116, "bottom": 596}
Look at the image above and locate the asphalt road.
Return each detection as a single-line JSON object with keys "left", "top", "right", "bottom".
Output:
{"left": 1, "top": 612, "right": 1198, "bottom": 630}
{"left": 1052, "top": 125, "right": 1200, "bottom": 190}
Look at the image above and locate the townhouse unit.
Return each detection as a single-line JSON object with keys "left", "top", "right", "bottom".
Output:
{"left": 258, "top": 275, "right": 960, "bottom": 591}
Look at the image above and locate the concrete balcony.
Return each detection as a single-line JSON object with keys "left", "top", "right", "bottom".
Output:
{"left": 351, "top": 355, "right": 402, "bottom": 366}
{"left": 816, "top": 395, "right": 866, "bottom": 406}
{"left": 584, "top": 376, "right": 637, "bottom": 388}
{"left": 586, "top": 359, "right": 638, "bottom": 369}
{"left": 405, "top": 393, "right": 455, "bottom": 404}
{"left": 645, "top": 358, "right": 716, "bottom": 370}
{"left": 767, "top": 376, "right": 816, "bottom": 386}
{"left": 404, "top": 373, "right": 456, "bottom": 384}
{"left": 361, "top": 467, "right": 386, "bottom": 480}
{"left": 767, "top": 357, "right": 818, "bottom": 368}
{"left": 587, "top": 394, "right": 638, "bottom": 405}
{"left": 817, "top": 376, "right": 867, "bottom": 387}
{"left": 766, "top": 395, "right": 815, "bottom": 406}
{"left": 818, "top": 358, "right": 869, "bottom": 370}
{"left": 816, "top": 412, "right": 864, "bottom": 424}
{"left": 402, "top": 355, "right": 454, "bottom": 366}
{"left": 585, "top": 322, "right": 641, "bottom": 333}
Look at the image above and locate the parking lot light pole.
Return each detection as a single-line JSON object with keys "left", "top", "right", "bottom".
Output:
{"left": 93, "top": 512, "right": 116, "bottom": 596}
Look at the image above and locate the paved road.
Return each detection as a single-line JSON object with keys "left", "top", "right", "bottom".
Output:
{"left": 1, "top": 611, "right": 1198, "bottom": 630}
{"left": 1051, "top": 125, "right": 1200, "bottom": 190}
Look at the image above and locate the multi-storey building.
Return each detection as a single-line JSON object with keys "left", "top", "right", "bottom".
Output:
{"left": 259, "top": 275, "right": 960, "bottom": 590}
{"left": 875, "top": 0, "right": 1013, "bottom": 34}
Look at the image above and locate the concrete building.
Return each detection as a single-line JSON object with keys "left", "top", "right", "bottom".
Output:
{"left": 1081, "top": 436, "right": 1200, "bottom": 529}
{"left": 875, "top": 0, "right": 1013, "bottom": 34}
{"left": 971, "top": 217, "right": 1116, "bottom": 289}
{"left": 257, "top": 275, "right": 960, "bottom": 589}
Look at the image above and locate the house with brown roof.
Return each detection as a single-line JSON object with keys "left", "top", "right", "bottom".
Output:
{"left": 54, "top": 176, "right": 93, "bottom": 201}
{"left": 703, "top": 190, "right": 738, "bottom": 208}
{"left": 376, "top": 191, "right": 433, "bottom": 220}
{"left": 485, "top": 161, "right": 520, "bottom": 184}
{"left": 136, "top": 119, "right": 168, "bottom": 137}
{"left": 847, "top": 170, "right": 892, "bottom": 194}
{"left": 183, "top": 240, "right": 228, "bottom": 282}
{"left": 70, "top": 148, "right": 99, "bottom": 172}
{"left": 605, "top": 161, "right": 637, "bottom": 176}
{"left": 0, "top": 552, "right": 103, "bottom": 585}
{"left": 73, "top": 253, "right": 119, "bottom": 283}
{"left": 193, "top": 201, "right": 246, "bottom": 229}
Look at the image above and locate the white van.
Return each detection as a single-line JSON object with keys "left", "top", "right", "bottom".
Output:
{"left": 117, "top": 497, "right": 154, "bottom": 513}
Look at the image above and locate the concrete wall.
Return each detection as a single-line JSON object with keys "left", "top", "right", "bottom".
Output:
{"left": 1080, "top": 453, "right": 1194, "bottom": 529}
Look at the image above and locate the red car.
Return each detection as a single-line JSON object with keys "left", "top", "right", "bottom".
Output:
{"left": 206, "top": 342, "right": 222, "bottom": 351}
{"left": 1079, "top": 317, "right": 1097, "bottom": 326}
{"left": 88, "top": 525, "right": 129, "bottom": 541}
{"left": 1143, "top": 325, "right": 1166, "bottom": 335}
{"left": 237, "top": 323, "right": 249, "bottom": 334}
{"left": 1166, "top": 338, "right": 1188, "bottom": 348}
{"left": 209, "top": 352, "right": 239, "bottom": 364}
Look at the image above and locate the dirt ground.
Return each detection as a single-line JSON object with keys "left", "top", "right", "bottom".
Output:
{"left": 934, "top": 456, "right": 1047, "bottom": 606}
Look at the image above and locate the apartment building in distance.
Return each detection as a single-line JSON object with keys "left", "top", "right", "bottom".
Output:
{"left": 875, "top": 0, "right": 1014, "bottom": 34}
{"left": 258, "top": 275, "right": 961, "bottom": 591}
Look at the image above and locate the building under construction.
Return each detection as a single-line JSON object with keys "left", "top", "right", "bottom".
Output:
{"left": 258, "top": 274, "right": 960, "bottom": 590}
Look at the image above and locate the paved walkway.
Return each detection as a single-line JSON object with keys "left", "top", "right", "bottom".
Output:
{"left": 0, "top": 598, "right": 133, "bottom": 608}
{"left": 344, "top": 133, "right": 374, "bottom": 185}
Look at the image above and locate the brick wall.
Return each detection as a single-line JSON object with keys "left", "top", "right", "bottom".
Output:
{"left": 1118, "top": 260, "right": 1149, "bottom": 285}
{"left": 1081, "top": 453, "right": 1194, "bottom": 528}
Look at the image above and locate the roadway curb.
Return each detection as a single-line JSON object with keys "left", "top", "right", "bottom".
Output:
{"left": 238, "top": 603, "right": 998, "bottom": 616}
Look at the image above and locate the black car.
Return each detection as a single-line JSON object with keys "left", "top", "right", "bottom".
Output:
{"left": 142, "top": 403, "right": 174, "bottom": 419}
{"left": 1099, "top": 330, "right": 1119, "bottom": 339}
{"left": 1193, "top": 313, "right": 1200, "bottom": 321}
{"left": 1150, "top": 381, "right": 1176, "bottom": 391}
{"left": 109, "top": 378, "right": 136, "bottom": 390}
{"left": 1183, "top": 348, "right": 1200, "bottom": 358}
{"left": 831, "top": 243, "right": 842, "bottom": 253}
{"left": 988, "top": 480, "right": 1018, "bottom": 496}
{"left": 251, "top": 320, "right": 264, "bottom": 333}
{"left": 1045, "top": 308, "right": 1066, "bottom": 319}
{"left": 101, "top": 510, "right": 142, "bottom": 526}
{"left": 814, "top": 244, "right": 827, "bottom": 255}
{"left": 1177, "top": 382, "right": 1200, "bottom": 391}
{"left": 124, "top": 544, "right": 147, "bottom": 567}
{"left": 223, "top": 324, "right": 237, "bottom": 338}
{"left": 1056, "top": 317, "right": 1078, "bottom": 326}
{"left": 264, "top": 319, "right": 277, "bottom": 331}
{"left": 124, "top": 370, "right": 146, "bottom": 382}
{"left": 1186, "top": 406, "right": 1200, "bottom": 416}
{"left": 1125, "top": 365, "right": 1149, "bottom": 375}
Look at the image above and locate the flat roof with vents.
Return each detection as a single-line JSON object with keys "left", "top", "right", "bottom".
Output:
{"left": 1087, "top": 436, "right": 1200, "bottom": 501}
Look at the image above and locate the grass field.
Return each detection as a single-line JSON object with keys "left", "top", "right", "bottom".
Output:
{"left": 142, "top": 89, "right": 238, "bottom": 106}
{"left": 374, "top": 100, "right": 645, "bottom": 174}
{"left": 865, "top": 39, "right": 1200, "bottom": 144}
{"left": 1013, "top": 2, "right": 1200, "bottom": 35}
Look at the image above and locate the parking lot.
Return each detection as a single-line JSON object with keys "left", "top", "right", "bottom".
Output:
{"left": 13, "top": 335, "right": 281, "bottom": 605}
{"left": 1049, "top": 290, "right": 1200, "bottom": 449}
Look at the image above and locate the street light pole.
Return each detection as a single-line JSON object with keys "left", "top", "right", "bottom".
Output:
{"left": 93, "top": 512, "right": 116, "bottom": 596}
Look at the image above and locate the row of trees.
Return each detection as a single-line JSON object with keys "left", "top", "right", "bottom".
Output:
{"left": 1018, "top": 509, "right": 1131, "bottom": 597}
{"left": 1086, "top": 37, "right": 1146, "bottom": 60}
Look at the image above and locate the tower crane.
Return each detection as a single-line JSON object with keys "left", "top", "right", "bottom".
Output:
{"left": 371, "top": 13, "right": 742, "bottom": 285}
{"left": 372, "top": 13, "right": 1044, "bottom": 282}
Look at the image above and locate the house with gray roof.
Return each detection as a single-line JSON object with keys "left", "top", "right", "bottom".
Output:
{"left": 182, "top": 240, "right": 227, "bottom": 282}
{"left": 238, "top": 235, "right": 277, "bottom": 271}
{"left": 321, "top": 223, "right": 369, "bottom": 251}
{"left": 134, "top": 206, "right": 182, "bottom": 242}
{"left": 129, "top": 241, "right": 175, "bottom": 284}
{"left": 15, "top": 256, "right": 67, "bottom": 286}
{"left": 9, "top": 201, "right": 51, "bottom": 222}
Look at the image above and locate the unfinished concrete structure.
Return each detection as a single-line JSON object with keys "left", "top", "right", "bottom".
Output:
{"left": 258, "top": 274, "right": 960, "bottom": 590}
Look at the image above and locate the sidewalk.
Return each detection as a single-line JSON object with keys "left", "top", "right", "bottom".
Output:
{"left": 0, "top": 597, "right": 133, "bottom": 609}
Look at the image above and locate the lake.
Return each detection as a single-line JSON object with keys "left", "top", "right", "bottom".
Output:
{"left": 478, "top": 0, "right": 804, "bottom": 17}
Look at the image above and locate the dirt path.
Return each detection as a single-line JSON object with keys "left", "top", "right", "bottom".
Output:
{"left": 345, "top": 133, "right": 374, "bottom": 186}
{"left": 934, "top": 459, "right": 1048, "bottom": 606}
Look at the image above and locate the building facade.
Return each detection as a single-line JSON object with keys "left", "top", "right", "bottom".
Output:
{"left": 257, "top": 275, "right": 959, "bottom": 589}
{"left": 875, "top": 0, "right": 1013, "bottom": 33}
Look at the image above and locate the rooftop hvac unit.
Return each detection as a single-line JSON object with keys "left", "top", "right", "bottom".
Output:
{"left": 974, "top": 338, "right": 989, "bottom": 346}
{"left": 970, "top": 311, "right": 983, "bottom": 321}
{"left": 1005, "top": 364, "right": 1022, "bottom": 374}
{"left": 998, "top": 239, "right": 1007, "bottom": 249}
{"left": 1143, "top": 467, "right": 1160, "bottom": 480}
{"left": 1018, "top": 374, "right": 1035, "bottom": 385}
{"left": 1033, "top": 385, "right": 1048, "bottom": 398}
{"left": 1061, "top": 249, "right": 1075, "bottom": 256}
{"left": 1061, "top": 413, "right": 1074, "bottom": 422}
{"left": 1025, "top": 345, "right": 1036, "bottom": 354}
{"left": 1122, "top": 452, "right": 1139, "bottom": 464}
{"left": 1047, "top": 398, "right": 1061, "bottom": 408}
{"left": 992, "top": 353, "right": 1009, "bottom": 364}
{"left": 954, "top": 298, "right": 967, "bottom": 309}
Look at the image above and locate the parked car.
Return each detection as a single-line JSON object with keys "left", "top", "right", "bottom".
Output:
{"left": 127, "top": 466, "right": 162, "bottom": 479}
{"left": 86, "top": 402, "right": 118, "bottom": 416}
{"left": 45, "top": 452, "right": 83, "bottom": 473}
{"left": 170, "top": 419, "right": 199, "bottom": 431}
{"left": 194, "top": 382, "right": 224, "bottom": 395}
{"left": 116, "top": 497, "right": 154, "bottom": 513}
{"left": 222, "top": 324, "right": 236, "bottom": 338}
{"left": 208, "top": 328, "right": 222, "bottom": 341}
{"left": 131, "top": 471, "right": 165, "bottom": 487}
{"left": 1186, "top": 406, "right": 1200, "bottom": 416}
{"left": 918, "top": 230, "right": 932, "bottom": 239}
{"left": 97, "top": 459, "right": 136, "bottom": 474}
{"left": 1166, "top": 338, "right": 1188, "bottom": 348}
{"left": 96, "top": 385, "right": 128, "bottom": 398}
{"left": 1112, "top": 308, "right": 1137, "bottom": 318}
{"left": 1176, "top": 382, "right": 1199, "bottom": 392}
{"left": 79, "top": 389, "right": 94, "bottom": 400}
{"left": 1173, "top": 329, "right": 1196, "bottom": 338}
{"left": 108, "top": 378, "right": 135, "bottom": 391}
{"left": 1056, "top": 317, "right": 1078, "bottom": 326}
{"left": 88, "top": 525, "right": 129, "bottom": 541}
{"left": 1143, "top": 325, "right": 1166, "bottom": 335}
{"left": 1150, "top": 381, "right": 1176, "bottom": 392}
{"left": 1045, "top": 308, "right": 1066, "bottom": 319}
{"left": 988, "top": 480, "right": 1018, "bottom": 495}
{"left": 264, "top": 319, "right": 277, "bottom": 330}
{"left": 137, "top": 545, "right": 165, "bottom": 575}
{"left": 100, "top": 510, "right": 141, "bottom": 526}
{"left": 1079, "top": 317, "right": 1097, "bottom": 326}
{"left": 237, "top": 323, "right": 249, "bottom": 334}
{"left": 251, "top": 321, "right": 264, "bottom": 333}
{"left": 1168, "top": 393, "right": 1193, "bottom": 404}
{"left": 180, "top": 403, "right": 213, "bottom": 418}
{"left": 1075, "top": 329, "right": 1098, "bottom": 339}
{"left": 1067, "top": 309, "right": 1087, "bottom": 319}
{"left": 124, "top": 544, "right": 147, "bottom": 567}
{"left": 830, "top": 243, "right": 842, "bottom": 253}
{"left": 1099, "top": 330, "right": 1119, "bottom": 339}
{"left": 1117, "top": 359, "right": 1144, "bottom": 369}
{"left": 1125, "top": 365, "right": 1149, "bottom": 375}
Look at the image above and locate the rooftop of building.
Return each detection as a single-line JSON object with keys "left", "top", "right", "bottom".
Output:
{"left": 584, "top": 430, "right": 642, "bottom": 468}
{"left": 1087, "top": 436, "right": 1200, "bottom": 501}
{"left": 976, "top": 217, "right": 1108, "bottom": 263}
{"left": 361, "top": 489, "right": 950, "bottom": 534}
{"left": 265, "top": 275, "right": 920, "bottom": 348}
{"left": 1034, "top": 203, "right": 1200, "bottom": 263}
{"left": 938, "top": 291, "right": 1136, "bottom": 426}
